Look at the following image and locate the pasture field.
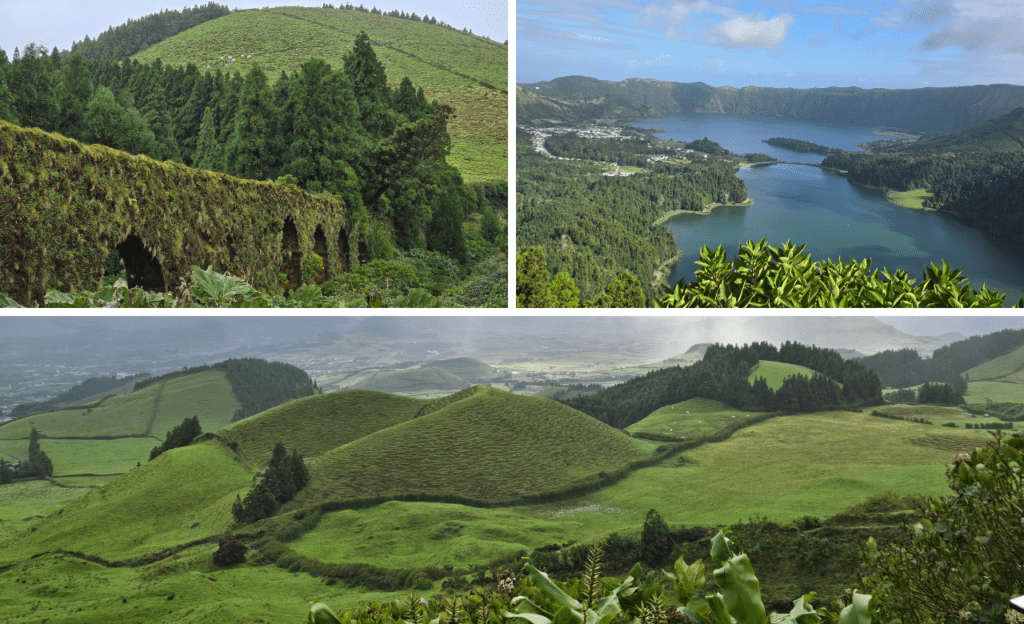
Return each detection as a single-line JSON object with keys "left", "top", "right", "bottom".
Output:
{"left": 873, "top": 404, "right": 967, "bottom": 419}
{"left": 966, "top": 343, "right": 1024, "bottom": 381}
{"left": 627, "top": 397, "right": 764, "bottom": 437}
{"left": 147, "top": 371, "right": 240, "bottom": 436}
{"left": 748, "top": 360, "right": 819, "bottom": 390}
{"left": 220, "top": 389, "right": 428, "bottom": 466}
{"left": 0, "top": 372, "right": 238, "bottom": 442}
{"left": 0, "top": 384, "right": 162, "bottom": 439}
{"left": 591, "top": 411, "right": 978, "bottom": 527}
{"left": 965, "top": 381, "right": 1024, "bottom": 403}
{"left": 0, "top": 437, "right": 158, "bottom": 476}
{"left": 350, "top": 367, "right": 470, "bottom": 393}
{"left": 887, "top": 188, "right": 934, "bottom": 209}
{"left": 0, "top": 441, "right": 253, "bottom": 562}
{"left": 132, "top": 6, "right": 507, "bottom": 185}
{"left": 300, "top": 389, "right": 651, "bottom": 505}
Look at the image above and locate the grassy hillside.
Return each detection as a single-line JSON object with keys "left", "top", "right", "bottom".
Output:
{"left": 299, "top": 387, "right": 651, "bottom": 505}
{"left": 0, "top": 437, "right": 157, "bottom": 476}
{"left": 876, "top": 106, "right": 1024, "bottom": 154}
{"left": 965, "top": 381, "right": 1024, "bottom": 404}
{"left": 0, "top": 439, "right": 252, "bottom": 563}
{"left": 219, "top": 390, "right": 428, "bottom": 466}
{"left": 430, "top": 357, "right": 502, "bottom": 382}
{"left": 133, "top": 6, "right": 507, "bottom": 184}
{"left": 748, "top": 360, "right": 819, "bottom": 390}
{"left": 0, "top": 371, "right": 239, "bottom": 440}
{"left": 626, "top": 397, "right": 764, "bottom": 437}
{"left": 965, "top": 342, "right": 1024, "bottom": 381}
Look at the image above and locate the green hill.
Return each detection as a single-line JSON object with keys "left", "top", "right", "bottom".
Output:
{"left": 0, "top": 371, "right": 239, "bottom": 440}
{"left": 873, "top": 107, "right": 1024, "bottom": 155}
{"left": 0, "top": 438, "right": 252, "bottom": 562}
{"left": 430, "top": 357, "right": 502, "bottom": 382}
{"left": 748, "top": 360, "right": 820, "bottom": 390}
{"left": 965, "top": 342, "right": 1024, "bottom": 381}
{"left": 219, "top": 389, "right": 427, "bottom": 466}
{"left": 299, "top": 387, "right": 651, "bottom": 505}
{"left": 133, "top": 6, "right": 507, "bottom": 184}
{"left": 627, "top": 397, "right": 763, "bottom": 437}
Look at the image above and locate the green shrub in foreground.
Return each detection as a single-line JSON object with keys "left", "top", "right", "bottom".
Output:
{"left": 655, "top": 239, "right": 1024, "bottom": 308}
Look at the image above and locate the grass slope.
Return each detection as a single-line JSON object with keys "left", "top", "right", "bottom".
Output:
{"left": 300, "top": 387, "right": 651, "bottom": 505}
{"left": 626, "top": 398, "right": 764, "bottom": 437}
{"left": 965, "top": 381, "right": 1024, "bottom": 404}
{"left": 593, "top": 410, "right": 981, "bottom": 526}
{"left": 748, "top": 360, "right": 819, "bottom": 390}
{"left": 0, "top": 437, "right": 157, "bottom": 476}
{"left": 133, "top": 6, "right": 507, "bottom": 184}
{"left": 219, "top": 389, "right": 428, "bottom": 466}
{"left": 0, "top": 439, "right": 252, "bottom": 563}
{"left": 965, "top": 343, "right": 1024, "bottom": 381}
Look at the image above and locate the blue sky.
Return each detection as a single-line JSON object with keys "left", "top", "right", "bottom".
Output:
{"left": 0, "top": 0, "right": 508, "bottom": 58}
{"left": 517, "top": 0, "right": 1024, "bottom": 88}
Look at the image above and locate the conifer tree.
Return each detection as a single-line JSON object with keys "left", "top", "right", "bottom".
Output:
{"left": 55, "top": 52, "right": 93, "bottom": 141}
{"left": 11, "top": 43, "right": 59, "bottom": 131}
{"left": 225, "top": 64, "right": 272, "bottom": 180}
{"left": 343, "top": 31, "right": 393, "bottom": 136}
{"left": 547, "top": 272, "right": 580, "bottom": 308}
{"left": 27, "top": 427, "right": 53, "bottom": 478}
{"left": 193, "top": 105, "right": 224, "bottom": 171}
{"left": 640, "top": 509, "right": 672, "bottom": 565}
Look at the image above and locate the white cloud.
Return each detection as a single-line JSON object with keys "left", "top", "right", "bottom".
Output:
{"left": 709, "top": 13, "right": 795, "bottom": 48}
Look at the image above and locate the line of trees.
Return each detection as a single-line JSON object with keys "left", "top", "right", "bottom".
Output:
{"left": 858, "top": 348, "right": 968, "bottom": 394}
{"left": 232, "top": 442, "right": 310, "bottom": 523}
{"left": 150, "top": 416, "right": 202, "bottom": 461}
{"left": 0, "top": 427, "right": 53, "bottom": 482}
{"left": 562, "top": 341, "right": 883, "bottom": 429}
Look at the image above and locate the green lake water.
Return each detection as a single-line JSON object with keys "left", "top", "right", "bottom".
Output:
{"left": 626, "top": 113, "right": 1024, "bottom": 303}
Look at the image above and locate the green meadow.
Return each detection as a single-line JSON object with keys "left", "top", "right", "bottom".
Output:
{"left": 966, "top": 343, "right": 1024, "bottom": 381}
{"left": 965, "top": 381, "right": 1024, "bottom": 403}
{"left": 132, "top": 6, "right": 507, "bottom": 185}
{"left": 0, "top": 437, "right": 157, "bottom": 476}
{"left": 747, "top": 360, "right": 819, "bottom": 389}
{"left": 887, "top": 188, "right": 934, "bottom": 209}
{"left": 626, "top": 397, "right": 764, "bottom": 437}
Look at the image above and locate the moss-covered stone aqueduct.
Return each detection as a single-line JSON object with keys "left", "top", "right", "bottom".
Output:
{"left": 0, "top": 121, "right": 362, "bottom": 305}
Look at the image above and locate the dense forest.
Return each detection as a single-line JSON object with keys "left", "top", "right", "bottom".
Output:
{"left": 133, "top": 358, "right": 317, "bottom": 422}
{"left": 516, "top": 129, "right": 748, "bottom": 304}
{"left": 0, "top": 20, "right": 505, "bottom": 285}
{"left": 543, "top": 132, "right": 681, "bottom": 167}
{"left": 931, "top": 328, "right": 1024, "bottom": 371}
{"left": 562, "top": 341, "right": 883, "bottom": 428}
{"left": 857, "top": 348, "right": 968, "bottom": 393}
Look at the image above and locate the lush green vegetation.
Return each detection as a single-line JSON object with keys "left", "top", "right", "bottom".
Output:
{"left": 70, "top": 2, "right": 234, "bottom": 60}
{"left": 654, "top": 239, "right": 1024, "bottom": 308}
{"left": 886, "top": 188, "right": 932, "bottom": 209}
{"left": 543, "top": 131, "right": 685, "bottom": 167}
{"left": 0, "top": 13, "right": 507, "bottom": 307}
{"left": 6, "top": 372, "right": 150, "bottom": 419}
{"left": 858, "top": 348, "right": 968, "bottom": 392}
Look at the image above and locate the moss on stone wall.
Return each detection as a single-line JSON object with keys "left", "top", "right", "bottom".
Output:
{"left": 0, "top": 121, "right": 362, "bottom": 305}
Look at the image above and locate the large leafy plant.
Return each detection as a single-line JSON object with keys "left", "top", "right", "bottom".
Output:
{"left": 654, "top": 239, "right": 1023, "bottom": 308}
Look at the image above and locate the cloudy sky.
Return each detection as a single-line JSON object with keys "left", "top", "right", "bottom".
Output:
{"left": 0, "top": 0, "right": 508, "bottom": 56}
{"left": 517, "top": 0, "right": 1024, "bottom": 88}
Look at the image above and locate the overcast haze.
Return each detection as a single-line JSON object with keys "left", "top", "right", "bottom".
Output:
{"left": 518, "top": 0, "right": 1024, "bottom": 88}
{"left": 0, "top": 0, "right": 508, "bottom": 56}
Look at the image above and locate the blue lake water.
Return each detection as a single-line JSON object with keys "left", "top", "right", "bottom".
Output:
{"left": 626, "top": 113, "right": 1024, "bottom": 303}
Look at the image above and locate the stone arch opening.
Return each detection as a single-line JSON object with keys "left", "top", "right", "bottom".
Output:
{"left": 116, "top": 235, "right": 166, "bottom": 291}
{"left": 313, "top": 225, "right": 328, "bottom": 284}
{"left": 337, "top": 226, "right": 350, "bottom": 274}
{"left": 282, "top": 217, "right": 302, "bottom": 292}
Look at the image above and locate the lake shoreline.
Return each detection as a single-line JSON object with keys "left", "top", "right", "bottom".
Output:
{"left": 652, "top": 198, "right": 755, "bottom": 226}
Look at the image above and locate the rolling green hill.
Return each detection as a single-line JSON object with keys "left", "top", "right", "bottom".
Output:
{"left": 748, "top": 360, "right": 820, "bottom": 390}
{"left": 0, "top": 438, "right": 252, "bottom": 562}
{"left": 219, "top": 389, "right": 427, "bottom": 466}
{"left": 299, "top": 386, "right": 652, "bottom": 505}
{"left": 871, "top": 107, "right": 1024, "bottom": 155}
{"left": 133, "top": 6, "right": 507, "bottom": 184}
{"left": 626, "top": 397, "right": 764, "bottom": 437}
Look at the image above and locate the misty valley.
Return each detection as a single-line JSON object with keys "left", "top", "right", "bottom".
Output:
{"left": 1, "top": 317, "right": 1023, "bottom": 623}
